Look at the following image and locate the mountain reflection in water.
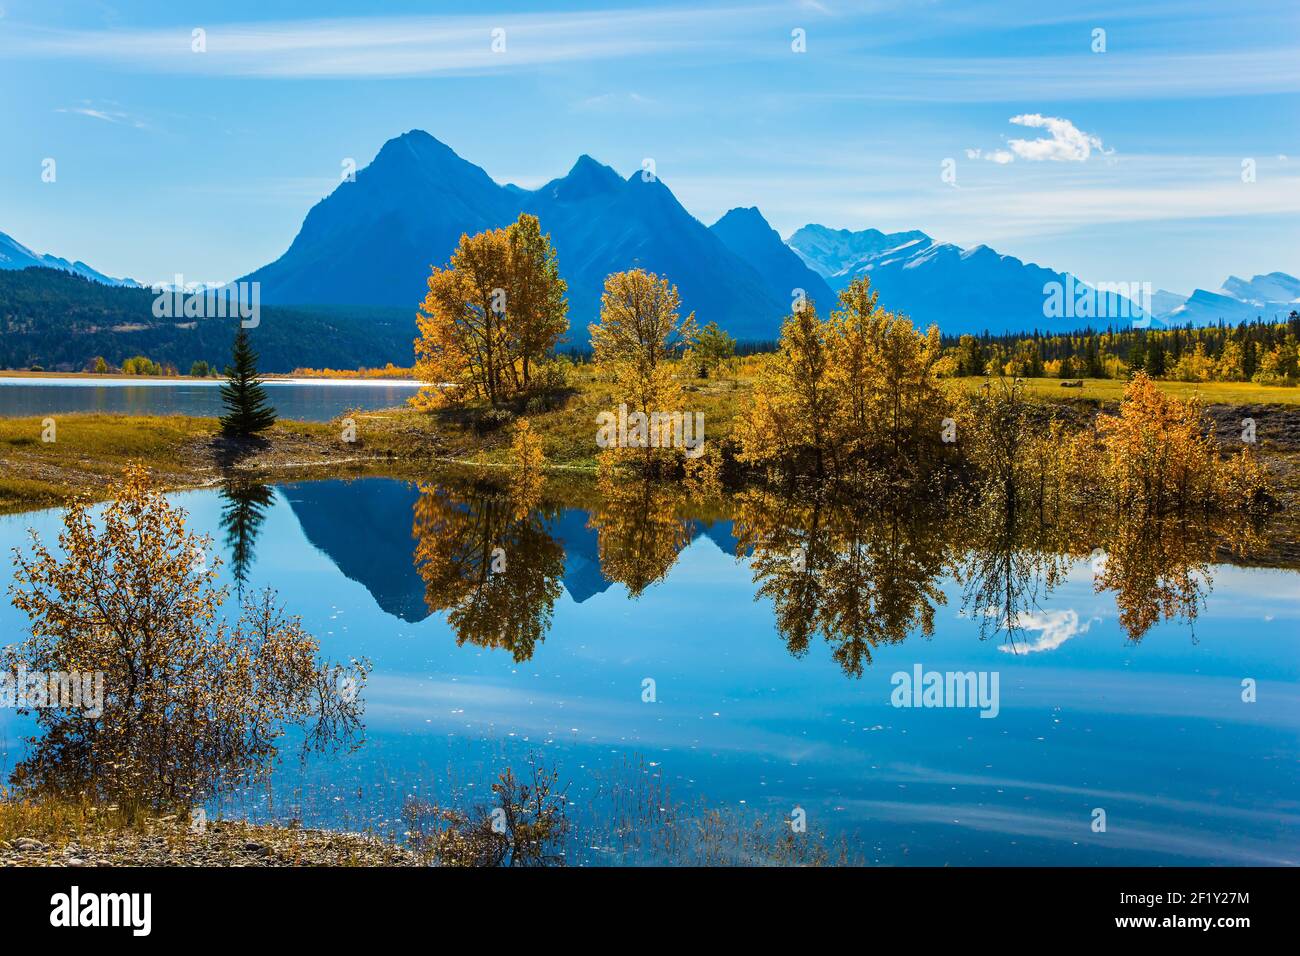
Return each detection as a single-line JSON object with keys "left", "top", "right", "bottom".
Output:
{"left": 4, "top": 475, "right": 1291, "bottom": 865}
{"left": 274, "top": 475, "right": 1260, "bottom": 673}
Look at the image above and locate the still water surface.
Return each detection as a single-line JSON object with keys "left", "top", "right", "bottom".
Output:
{"left": 0, "top": 477, "right": 1295, "bottom": 865}
{"left": 0, "top": 377, "right": 421, "bottom": 421}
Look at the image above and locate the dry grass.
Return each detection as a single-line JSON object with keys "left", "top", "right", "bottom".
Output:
{"left": 950, "top": 375, "right": 1300, "bottom": 405}
{"left": 0, "top": 792, "right": 152, "bottom": 846}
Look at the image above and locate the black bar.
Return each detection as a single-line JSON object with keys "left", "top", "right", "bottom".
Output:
{"left": 0, "top": 866, "right": 1283, "bottom": 941}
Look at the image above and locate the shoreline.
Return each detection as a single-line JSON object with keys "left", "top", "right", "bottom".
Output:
{"left": 5, "top": 377, "right": 1300, "bottom": 519}
{"left": 1, "top": 815, "right": 420, "bottom": 868}
{"left": 0, "top": 372, "right": 423, "bottom": 387}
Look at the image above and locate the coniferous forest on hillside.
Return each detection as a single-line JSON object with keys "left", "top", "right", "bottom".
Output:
{"left": 0, "top": 268, "right": 414, "bottom": 373}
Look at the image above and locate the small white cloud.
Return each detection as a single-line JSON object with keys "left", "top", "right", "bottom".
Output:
{"left": 1006, "top": 113, "right": 1110, "bottom": 162}
{"left": 998, "top": 609, "right": 1094, "bottom": 654}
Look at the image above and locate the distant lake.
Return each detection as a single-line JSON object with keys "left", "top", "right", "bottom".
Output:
{"left": 2, "top": 476, "right": 1295, "bottom": 866}
{"left": 0, "top": 376, "right": 422, "bottom": 422}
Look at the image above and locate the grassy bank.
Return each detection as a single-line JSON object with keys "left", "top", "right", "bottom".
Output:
{"left": 952, "top": 375, "right": 1300, "bottom": 405}
{"left": 5, "top": 370, "right": 1300, "bottom": 513}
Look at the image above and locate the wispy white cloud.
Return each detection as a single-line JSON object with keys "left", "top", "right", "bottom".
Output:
{"left": 55, "top": 104, "right": 148, "bottom": 129}
{"left": 791, "top": 50, "right": 1300, "bottom": 101}
{"left": 940, "top": 177, "right": 1300, "bottom": 237}
{"left": 965, "top": 147, "right": 1015, "bottom": 164}
{"left": 572, "top": 91, "right": 658, "bottom": 113}
{"left": 6, "top": 6, "right": 1294, "bottom": 105}
{"left": 1, "top": 7, "right": 777, "bottom": 78}
{"left": 675, "top": 158, "right": 1300, "bottom": 246}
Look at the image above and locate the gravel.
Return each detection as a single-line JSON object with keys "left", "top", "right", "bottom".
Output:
{"left": 0, "top": 818, "right": 423, "bottom": 867}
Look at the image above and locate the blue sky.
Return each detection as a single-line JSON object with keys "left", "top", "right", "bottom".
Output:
{"left": 1, "top": 0, "right": 1297, "bottom": 295}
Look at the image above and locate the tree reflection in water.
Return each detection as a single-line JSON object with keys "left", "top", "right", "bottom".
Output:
{"left": 586, "top": 469, "right": 693, "bottom": 599}
{"left": 411, "top": 470, "right": 1263, "bottom": 671}
{"left": 733, "top": 484, "right": 949, "bottom": 677}
{"left": 957, "top": 467, "right": 1261, "bottom": 650}
{"left": 413, "top": 476, "right": 566, "bottom": 663}
{"left": 219, "top": 479, "right": 275, "bottom": 594}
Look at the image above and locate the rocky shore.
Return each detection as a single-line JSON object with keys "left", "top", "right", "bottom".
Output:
{"left": 0, "top": 816, "right": 421, "bottom": 867}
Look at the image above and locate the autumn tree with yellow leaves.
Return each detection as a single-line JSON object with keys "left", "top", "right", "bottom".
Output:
{"left": 589, "top": 269, "right": 698, "bottom": 474}
{"left": 737, "top": 277, "right": 948, "bottom": 481}
{"left": 1083, "top": 373, "right": 1269, "bottom": 516}
{"left": 827, "top": 277, "right": 947, "bottom": 471}
{"left": 734, "top": 300, "right": 837, "bottom": 475}
{"left": 4, "top": 465, "right": 368, "bottom": 806}
{"left": 413, "top": 213, "right": 567, "bottom": 408}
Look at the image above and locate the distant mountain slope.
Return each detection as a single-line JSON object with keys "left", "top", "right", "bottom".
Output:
{"left": 786, "top": 223, "right": 930, "bottom": 281}
{"left": 242, "top": 131, "right": 789, "bottom": 344}
{"left": 861, "top": 242, "right": 1095, "bottom": 335}
{"left": 1161, "top": 285, "right": 1297, "bottom": 326}
{"left": 0, "top": 267, "right": 415, "bottom": 372}
{"left": 244, "top": 132, "right": 518, "bottom": 310}
{"left": 709, "top": 207, "right": 835, "bottom": 317}
{"left": 787, "top": 223, "right": 1299, "bottom": 334}
{"left": 16, "top": 127, "right": 1297, "bottom": 353}
{"left": 0, "top": 230, "right": 138, "bottom": 288}
{"left": 1221, "top": 272, "right": 1300, "bottom": 304}
{"left": 1151, "top": 289, "right": 1189, "bottom": 316}
{"left": 786, "top": 225, "right": 1145, "bottom": 335}
{"left": 240, "top": 131, "right": 1299, "bottom": 343}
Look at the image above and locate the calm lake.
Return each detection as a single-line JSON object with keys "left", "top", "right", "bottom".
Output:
{"left": 1, "top": 476, "right": 1296, "bottom": 866}
{"left": 0, "top": 377, "right": 422, "bottom": 421}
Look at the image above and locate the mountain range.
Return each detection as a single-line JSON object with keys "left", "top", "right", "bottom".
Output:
{"left": 241, "top": 131, "right": 814, "bottom": 343}
{"left": 785, "top": 224, "right": 1300, "bottom": 333}
{"left": 1153, "top": 273, "right": 1300, "bottom": 327}
{"left": 240, "top": 130, "right": 1297, "bottom": 339}
{"left": 1, "top": 230, "right": 139, "bottom": 288}
{"left": 4, "top": 129, "right": 1298, "bottom": 366}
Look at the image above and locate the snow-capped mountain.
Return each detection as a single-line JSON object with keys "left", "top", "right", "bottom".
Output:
{"left": 1158, "top": 273, "right": 1300, "bottom": 326}
{"left": 0, "top": 230, "right": 138, "bottom": 288}
{"left": 787, "top": 223, "right": 1299, "bottom": 334}
{"left": 786, "top": 225, "right": 1147, "bottom": 335}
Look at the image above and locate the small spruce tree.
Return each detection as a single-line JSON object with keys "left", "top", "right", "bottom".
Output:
{"left": 220, "top": 326, "right": 277, "bottom": 436}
